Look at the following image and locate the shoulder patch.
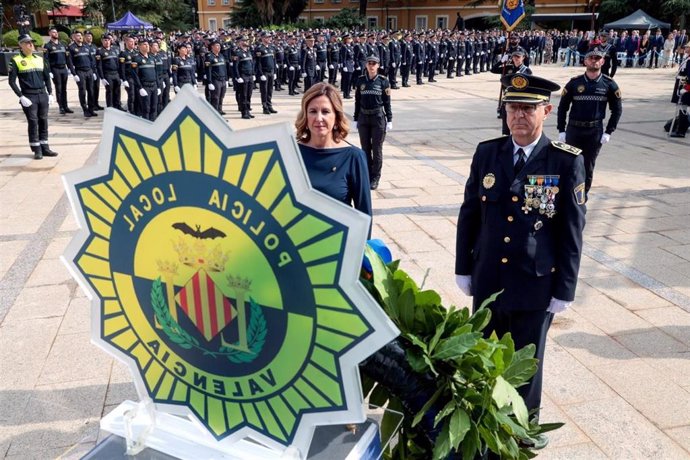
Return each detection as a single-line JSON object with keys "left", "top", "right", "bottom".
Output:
{"left": 551, "top": 141, "right": 581, "bottom": 155}
{"left": 478, "top": 135, "right": 509, "bottom": 146}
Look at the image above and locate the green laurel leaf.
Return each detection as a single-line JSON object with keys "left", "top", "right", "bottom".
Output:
{"left": 223, "top": 297, "right": 267, "bottom": 364}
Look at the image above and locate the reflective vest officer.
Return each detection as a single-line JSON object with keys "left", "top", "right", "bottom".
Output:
{"left": 8, "top": 34, "right": 59, "bottom": 160}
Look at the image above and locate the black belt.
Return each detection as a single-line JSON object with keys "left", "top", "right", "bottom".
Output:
{"left": 23, "top": 88, "right": 47, "bottom": 95}
{"left": 360, "top": 108, "right": 383, "bottom": 115}
{"left": 569, "top": 120, "right": 603, "bottom": 128}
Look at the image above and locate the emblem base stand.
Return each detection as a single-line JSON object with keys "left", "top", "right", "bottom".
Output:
{"left": 100, "top": 400, "right": 302, "bottom": 460}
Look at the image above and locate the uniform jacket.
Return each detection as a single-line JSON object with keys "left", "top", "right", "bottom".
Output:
{"left": 557, "top": 73, "right": 623, "bottom": 134}
{"left": 455, "top": 135, "right": 586, "bottom": 310}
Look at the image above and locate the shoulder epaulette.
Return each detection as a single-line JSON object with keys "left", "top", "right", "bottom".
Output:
{"left": 551, "top": 140, "right": 581, "bottom": 155}
{"left": 478, "top": 135, "right": 509, "bottom": 145}
{"left": 602, "top": 74, "right": 613, "bottom": 81}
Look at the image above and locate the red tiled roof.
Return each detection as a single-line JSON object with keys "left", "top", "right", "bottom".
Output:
{"left": 47, "top": 5, "right": 83, "bottom": 17}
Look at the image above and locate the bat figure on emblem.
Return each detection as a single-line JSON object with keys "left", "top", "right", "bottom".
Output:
{"left": 172, "top": 223, "right": 227, "bottom": 240}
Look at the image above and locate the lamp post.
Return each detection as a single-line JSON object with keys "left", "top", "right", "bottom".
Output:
{"left": 111, "top": 0, "right": 116, "bottom": 23}
{"left": 191, "top": 6, "right": 196, "bottom": 28}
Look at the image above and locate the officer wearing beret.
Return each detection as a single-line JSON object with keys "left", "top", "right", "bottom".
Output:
{"left": 354, "top": 55, "right": 393, "bottom": 190}
{"left": 456, "top": 74, "right": 586, "bottom": 422}
{"left": 557, "top": 48, "right": 623, "bottom": 200}
{"left": 9, "top": 34, "right": 59, "bottom": 159}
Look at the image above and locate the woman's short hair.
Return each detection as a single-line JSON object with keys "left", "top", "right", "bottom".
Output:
{"left": 295, "top": 83, "right": 350, "bottom": 143}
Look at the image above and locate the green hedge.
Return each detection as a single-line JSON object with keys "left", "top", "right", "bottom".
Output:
{"left": 58, "top": 31, "right": 70, "bottom": 44}
{"left": 2, "top": 30, "right": 44, "bottom": 48}
{"left": 71, "top": 26, "right": 105, "bottom": 46}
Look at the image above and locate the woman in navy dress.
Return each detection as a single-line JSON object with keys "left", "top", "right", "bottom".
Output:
{"left": 295, "top": 82, "right": 372, "bottom": 217}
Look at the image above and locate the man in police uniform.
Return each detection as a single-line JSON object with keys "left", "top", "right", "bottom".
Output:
{"left": 557, "top": 48, "right": 623, "bottom": 199}
{"left": 130, "top": 39, "right": 160, "bottom": 121}
{"left": 119, "top": 35, "right": 138, "bottom": 115}
{"left": 206, "top": 38, "right": 230, "bottom": 115}
{"left": 8, "top": 34, "right": 59, "bottom": 159}
{"left": 254, "top": 32, "right": 278, "bottom": 115}
{"left": 233, "top": 35, "right": 255, "bottom": 119}
{"left": 353, "top": 55, "right": 393, "bottom": 190}
{"left": 456, "top": 73, "right": 586, "bottom": 423}
{"left": 96, "top": 34, "right": 123, "bottom": 110}
{"left": 43, "top": 26, "right": 73, "bottom": 114}
{"left": 84, "top": 30, "right": 103, "bottom": 110}
{"left": 67, "top": 30, "right": 97, "bottom": 117}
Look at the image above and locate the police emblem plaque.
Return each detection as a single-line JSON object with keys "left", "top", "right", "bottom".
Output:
{"left": 62, "top": 86, "right": 399, "bottom": 459}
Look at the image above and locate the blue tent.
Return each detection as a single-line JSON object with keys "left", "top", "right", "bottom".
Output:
{"left": 107, "top": 11, "right": 153, "bottom": 30}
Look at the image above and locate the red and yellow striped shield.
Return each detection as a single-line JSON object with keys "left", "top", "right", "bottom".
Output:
{"left": 175, "top": 268, "right": 234, "bottom": 341}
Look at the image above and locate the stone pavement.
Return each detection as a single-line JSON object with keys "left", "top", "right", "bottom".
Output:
{"left": 1, "top": 63, "right": 689, "bottom": 459}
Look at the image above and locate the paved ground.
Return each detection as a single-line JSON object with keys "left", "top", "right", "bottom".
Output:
{"left": 1, "top": 62, "right": 689, "bottom": 459}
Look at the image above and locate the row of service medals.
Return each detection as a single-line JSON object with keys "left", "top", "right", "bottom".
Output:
{"left": 523, "top": 175, "right": 559, "bottom": 218}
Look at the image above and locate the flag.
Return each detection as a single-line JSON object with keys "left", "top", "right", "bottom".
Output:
{"left": 500, "top": 0, "right": 526, "bottom": 32}
{"left": 176, "top": 268, "right": 235, "bottom": 341}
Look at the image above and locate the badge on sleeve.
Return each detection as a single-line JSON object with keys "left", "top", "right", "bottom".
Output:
{"left": 574, "top": 183, "right": 586, "bottom": 205}
{"left": 615, "top": 89, "right": 622, "bottom": 98}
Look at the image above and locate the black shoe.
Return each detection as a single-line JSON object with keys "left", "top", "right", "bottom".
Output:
{"left": 90, "top": 111, "right": 98, "bottom": 117}
{"left": 59, "top": 108, "right": 66, "bottom": 115}
{"left": 41, "top": 145, "right": 59, "bottom": 157}
{"left": 669, "top": 133, "right": 686, "bottom": 138}
{"left": 344, "top": 95, "right": 352, "bottom": 99}
{"left": 263, "top": 108, "right": 272, "bottom": 115}
{"left": 429, "top": 79, "right": 437, "bottom": 82}
{"left": 32, "top": 146, "right": 43, "bottom": 160}
{"left": 220, "top": 110, "right": 226, "bottom": 115}
{"left": 84, "top": 111, "right": 94, "bottom": 118}
{"left": 403, "top": 84, "right": 410, "bottom": 87}
{"left": 242, "top": 112, "right": 251, "bottom": 119}
{"left": 268, "top": 107, "right": 278, "bottom": 113}
{"left": 249, "top": 113, "right": 255, "bottom": 118}
{"left": 64, "top": 107, "right": 74, "bottom": 114}
{"left": 370, "top": 179, "right": 379, "bottom": 190}
{"left": 95, "top": 105, "right": 105, "bottom": 111}
{"left": 289, "top": 92, "right": 296, "bottom": 96}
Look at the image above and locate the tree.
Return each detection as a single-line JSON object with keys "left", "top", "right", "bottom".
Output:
{"left": 598, "top": 0, "right": 689, "bottom": 29}
{"left": 229, "top": 0, "right": 307, "bottom": 27}
{"left": 82, "top": 0, "right": 195, "bottom": 30}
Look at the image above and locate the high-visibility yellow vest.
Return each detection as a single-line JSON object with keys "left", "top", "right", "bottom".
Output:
{"left": 13, "top": 53, "right": 44, "bottom": 73}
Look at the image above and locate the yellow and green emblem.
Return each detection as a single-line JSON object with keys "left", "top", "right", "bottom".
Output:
{"left": 63, "top": 87, "right": 398, "bottom": 453}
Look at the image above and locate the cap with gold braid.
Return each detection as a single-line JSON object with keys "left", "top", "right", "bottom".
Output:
{"left": 501, "top": 73, "right": 561, "bottom": 104}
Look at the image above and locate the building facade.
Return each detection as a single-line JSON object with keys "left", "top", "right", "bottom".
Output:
{"left": 196, "top": 0, "right": 589, "bottom": 31}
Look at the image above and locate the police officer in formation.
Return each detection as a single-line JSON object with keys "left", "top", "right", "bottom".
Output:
{"left": 67, "top": 30, "right": 98, "bottom": 117}
{"left": 9, "top": 34, "right": 59, "bottom": 159}
{"left": 152, "top": 40, "right": 172, "bottom": 113}
{"left": 456, "top": 74, "right": 586, "bottom": 425}
{"left": 254, "top": 32, "right": 278, "bottom": 115}
{"left": 301, "top": 35, "right": 318, "bottom": 93}
{"left": 233, "top": 35, "right": 255, "bottom": 119}
{"left": 413, "top": 34, "right": 426, "bottom": 85}
{"left": 171, "top": 43, "right": 197, "bottom": 92}
{"left": 354, "top": 55, "right": 393, "bottom": 190}
{"left": 315, "top": 34, "right": 328, "bottom": 82}
{"left": 96, "top": 34, "right": 123, "bottom": 111}
{"left": 387, "top": 32, "right": 402, "bottom": 88}
{"left": 285, "top": 35, "right": 301, "bottom": 96}
{"left": 83, "top": 31, "right": 104, "bottom": 111}
{"left": 130, "top": 39, "right": 160, "bottom": 121}
{"left": 43, "top": 26, "right": 72, "bottom": 114}
{"left": 119, "top": 36, "right": 138, "bottom": 115}
{"left": 327, "top": 34, "right": 341, "bottom": 86}
{"left": 400, "top": 33, "right": 413, "bottom": 87}
{"left": 205, "top": 39, "right": 230, "bottom": 115}
{"left": 557, "top": 48, "right": 623, "bottom": 200}
{"left": 339, "top": 33, "right": 356, "bottom": 99}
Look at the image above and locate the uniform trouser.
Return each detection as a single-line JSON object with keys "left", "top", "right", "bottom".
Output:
{"left": 473, "top": 54, "right": 480, "bottom": 73}
{"left": 259, "top": 74, "right": 274, "bottom": 108}
{"left": 21, "top": 92, "right": 49, "bottom": 148}
{"left": 400, "top": 65, "right": 410, "bottom": 85}
{"left": 388, "top": 65, "right": 398, "bottom": 86}
{"left": 139, "top": 82, "right": 159, "bottom": 121}
{"left": 358, "top": 113, "right": 387, "bottom": 181}
{"left": 317, "top": 62, "right": 327, "bottom": 81}
{"left": 124, "top": 78, "right": 137, "bottom": 114}
{"left": 275, "top": 65, "right": 284, "bottom": 87}
{"left": 209, "top": 78, "right": 227, "bottom": 113}
{"left": 446, "top": 58, "right": 454, "bottom": 77}
{"left": 304, "top": 73, "right": 316, "bottom": 93}
{"left": 328, "top": 65, "right": 338, "bottom": 85}
{"left": 103, "top": 72, "right": 121, "bottom": 108}
{"left": 415, "top": 63, "right": 424, "bottom": 83}
{"left": 481, "top": 308, "right": 554, "bottom": 415}
{"left": 341, "top": 71, "right": 352, "bottom": 97}
{"left": 159, "top": 79, "right": 171, "bottom": 111}
{"left": 287, "top": 67, "right": 298, "bottom": 93}
{"left": 92, "top": 74, "right": 100, "bottom": 106}
{"left": 566, "top": 124, "right": 603, "bottom": 198}
{"left": 51, "top": 67, "right": 69, "bottom": 109}
{"left": 76, "top": 68, "right": 95, "bottom": 112}
{"left": 428, "top": 62, "right": 436, "bottom": 81}
{"left": 456, "top": 58, "right": 464, "bottom": 76}
{"left": 237, "top": 76, "right": 253, "bottom": 113}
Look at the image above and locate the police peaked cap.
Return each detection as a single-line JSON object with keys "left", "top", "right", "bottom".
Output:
{"left": 501, "top": 74, "right": 560, "bottom": 104}
{"left": 18, "top": 34, "right": 33, "bottom": 44}
{"left": 366, "top": 55, "right": 380, "bottom": 63}
{"left": 511, "top": 46, "right": 527, "bottom": 56}
{"left": 585, "top": 48, "right": 605, "bottom": 58}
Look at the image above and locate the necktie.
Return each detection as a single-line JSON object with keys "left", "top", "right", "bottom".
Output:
{"left": 514, "top": 148, "right": 526, "bottom": 176}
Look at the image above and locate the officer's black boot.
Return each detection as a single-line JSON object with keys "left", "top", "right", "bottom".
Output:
{"left": 263, "top": 105, "right": 272, "bottom": 115}
{"left": 241, "top": 111, "right": 251, "bottom": 120}
{"left": 41, "top": 144, "right": 59, "bottom": 157}
{"left": 32, "top": 146, "right": 43, "bottom": 160}
{"left": 64, "top": 107, "right": 74, "bottom": 114}
{"left": 268, "top": 106, "right": 278, "bottom": 114}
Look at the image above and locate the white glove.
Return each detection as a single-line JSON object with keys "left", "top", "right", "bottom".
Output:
{"left": 283, "top": 64, "right": 288, "bottom": 69}
{"left": 260, "top": 75, "right": 267, "bottom": 81}
{"left": 418, "top": 61, "right": 422, "bottom": 65}
{"left": 274, "top": 74, "right": 277, "bottom": 79}
{"left": 392, "top": 62, "right": 397, "bottom": 68}
{"left": 139, "top": 88, "right": 148, "bottom": 96}
{"left": 501, "top": 54, "right": 510, "bottom": 63}
{"left": 681, "top": 89, "right": 688, "bottom": 95}
{"left": 169, "top": 77, "right": 173, "bottom": 84}
{"left": 386, "top": 121, "right": 393, "bottom": 131}
{"left": 93, "top": 73, "right": 98, "bottom": 81}
{"left": 48, "top": 94, "right": 54, "bottom": 105}
{"left": 356, "top": 66, "right": 361, "bottom": 70}
{"left": 236, "top": 78, "right": 244, "bottom": 83}
{"left": 252, "top": 75, "right": 256, "bottom": 81}
{"left": 301, "top": 73, "right": 307, "bottom": 78}
{"left": 289, "top": 66, "right": 294, "bottom": 71}
{"left": 455, "top": 275, "right": 472, "bottom": 297}
{"left": 174, "top": 85, "right": 180, "bottom": 93}
{"left": 329, "top": 64, "right": 334, "bottom": 69}
{"left": 315, "top": 65, "right": 320, "bottom": 70}
{"left": 73, "top": 74, "right": 80, "bottom": 83}
{"left": 558, "top": 132, "right": 566, "bottom": 142}
{"left": 162, "top": 80, "right": 166, "bottom": 88}
{"left": 123, "top": 80, "right": 130, "bottom": 88}
{"left": 19, "top": 96, "right": 32, "bottom": 107}
{"left": 208, "top": 83, "right": 215, "bottom": 90}
{"left": 49, "top": 72, "right": 54, "bottom": 79}
{"left": 600, "top": 133, "right": 611, "bottom": 144}
{"left": 101, "top": 79, "right": 109, "bottom": 86}
{"left": 157, "top": 88, "right": 161, "bottom": 95}
{"left": 546, "top": 297, "right": 571, "bottom": 314}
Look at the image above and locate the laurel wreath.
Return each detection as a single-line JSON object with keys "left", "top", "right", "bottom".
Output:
{"left": 151, "top": 277, "right": 266, "bottom": 363}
